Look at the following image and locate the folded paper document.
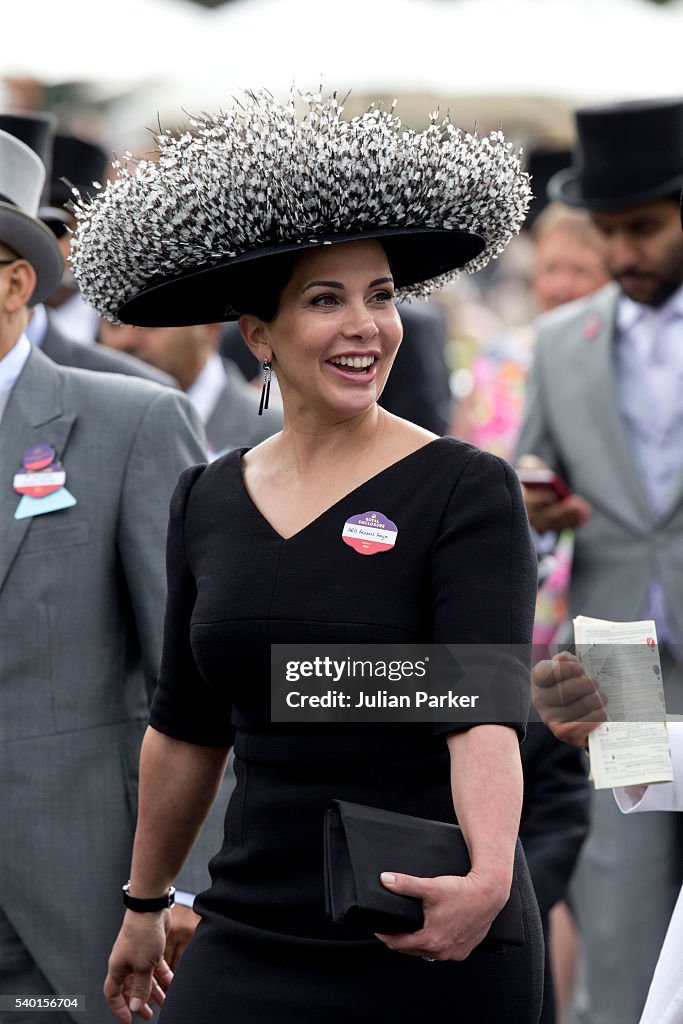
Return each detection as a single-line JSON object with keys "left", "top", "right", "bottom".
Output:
{"left": 574, "top": 616, "right": 673, "bottom": 789}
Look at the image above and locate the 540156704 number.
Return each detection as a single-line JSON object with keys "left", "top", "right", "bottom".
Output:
{"left": 0, "top": 995, "right": 84, "bottom": 1012}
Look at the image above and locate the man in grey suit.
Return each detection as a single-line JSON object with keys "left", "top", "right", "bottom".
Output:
{"left": 516, "top": 98, "right": 683, "bottom": 1024}
{"left": 99, "top": 320, "right": 283, "bottom": 455}
{"left": 0, "top": 129, "right": 209, "bottom": 1022}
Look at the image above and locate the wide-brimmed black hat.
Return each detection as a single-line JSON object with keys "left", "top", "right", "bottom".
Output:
{"left": 548, "top": 97, "right": 683, "bottom": 210}
{"left": 72, "top": 90, "right": 532, "bottom": 327}
{"left": 117, "top": 228, "right": 485, "bottom": 327}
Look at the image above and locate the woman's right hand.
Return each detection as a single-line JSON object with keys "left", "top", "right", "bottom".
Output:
{"left": 103, "top": 910, "right": 174, "bottom": 1022}
{"left": 376, "top": 869, "right": 510, "bottom": 961}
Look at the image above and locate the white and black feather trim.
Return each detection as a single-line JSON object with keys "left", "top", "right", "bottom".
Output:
{"left": 71, "top": 89, "right": 531, "bottom": 322}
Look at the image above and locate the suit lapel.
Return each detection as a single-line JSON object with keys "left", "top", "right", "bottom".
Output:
{"left": 579, "top": 288, "right": 654, "bottom": 527}
{"left": 0, "top": 348, "right": 76, "bottom": 595}
{"left": 658, "top": 450, "right": 683, "bottom": 526}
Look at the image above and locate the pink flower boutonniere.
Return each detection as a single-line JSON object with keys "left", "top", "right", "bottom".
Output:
{"left": 582, "top": 314, "right": 603, "bottom": 340}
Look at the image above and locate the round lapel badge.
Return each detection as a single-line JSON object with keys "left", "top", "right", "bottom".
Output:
{"left": 342, "top": 511, "right": 398, "bottom": 556}
{"left": 22, "top": 443, "right": 57, "bottom": 472}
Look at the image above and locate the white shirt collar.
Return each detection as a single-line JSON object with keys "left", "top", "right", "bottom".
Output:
{"left": 617, "top": 282, "right": 683, "bottom": 334}
{"left": 25, "top": 302, "right": 48, "bottom": 348}
{"left": 185, "top": 352, "right": 227, "bottom": 423}
{"left": 0, "top": 334, "right": 31, "bottom": 394}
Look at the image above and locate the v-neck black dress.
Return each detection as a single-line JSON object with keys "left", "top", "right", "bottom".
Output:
{"left": 151, "top": 437, "right": 544, "bottom": 1023}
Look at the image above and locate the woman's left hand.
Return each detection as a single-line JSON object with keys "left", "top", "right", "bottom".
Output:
{"left": 374, "top": 870, "right": 509, "bottom": 961}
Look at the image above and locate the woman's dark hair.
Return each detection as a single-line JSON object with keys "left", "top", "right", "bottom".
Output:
{"left": 225, "top": 251, "right": 301, "bottom": 322}
{"left": 224, "top": 239, "right": 395, "bottom": 322}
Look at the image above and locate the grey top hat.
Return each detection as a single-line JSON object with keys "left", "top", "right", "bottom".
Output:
{"left": 548, "top": 97, "right": 683, "bottom": 210}
{"left": 0, "top": 112, "right": 72, "bottom": 235}
{"left": 0, "top": 128, "right": 63, "bottom": 303}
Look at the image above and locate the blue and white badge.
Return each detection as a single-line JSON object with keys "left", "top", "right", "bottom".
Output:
{"left": 14, "top": 488, "right": 77, "bottom": 520}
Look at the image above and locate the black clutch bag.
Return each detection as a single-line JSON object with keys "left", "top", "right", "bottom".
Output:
{"left": 324, "top": 800, "right": 527, "bottom": 946}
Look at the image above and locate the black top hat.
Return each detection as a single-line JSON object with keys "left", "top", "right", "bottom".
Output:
{"left": 36, "top": 134, "right": 108, "bottom": 236}
{"left": 525, "top": 147, "right": 571, "bottom": 228}
{"left": 0, "top": 112, "right": 55, "bottom": 205}
{"left": 548, "top": 97, "right": 683, "bottom": 210}
{"left": 49, "top": 134, "right": 108, "bottom": 207}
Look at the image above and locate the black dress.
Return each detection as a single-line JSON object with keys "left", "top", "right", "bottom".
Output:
{"left": 151, "top": 437, "right": 544, "bottom": 1023}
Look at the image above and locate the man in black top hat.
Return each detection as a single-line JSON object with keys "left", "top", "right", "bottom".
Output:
{"left": 516, "top": 97, "right": 683, "bottom": 1024}
{"left": 40, "top": 133, "right": 109, "bottom": 344}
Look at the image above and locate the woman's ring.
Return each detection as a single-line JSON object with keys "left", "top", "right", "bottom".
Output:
{"left": 422, "top": 956, "right": 437, "bottom": 962}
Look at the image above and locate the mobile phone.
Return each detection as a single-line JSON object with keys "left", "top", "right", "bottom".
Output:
{"left": 516, "top": 468, "right": 572, "bottom": 500}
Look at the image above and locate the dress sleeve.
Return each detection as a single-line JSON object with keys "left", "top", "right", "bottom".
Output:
{"left": 430, "top": 449, "right": 537, "bottom": 739}
{"left": 150, "top": 464, "right": 235, "bottom": 747}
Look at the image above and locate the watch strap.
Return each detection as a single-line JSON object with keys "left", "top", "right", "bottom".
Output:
{"left": 122, "top": 881, "right": 175, "bottom": 912}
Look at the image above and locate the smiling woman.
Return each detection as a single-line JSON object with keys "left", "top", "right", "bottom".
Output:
{"left": 72, "top": 90, "right": 543, "bottom": 1024}
{"left": 237, "top": 240, "right": 402, "bottom": 432}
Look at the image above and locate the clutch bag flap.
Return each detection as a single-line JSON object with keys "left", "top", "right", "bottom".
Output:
{"left": 324, "top": 800, "right": 526, "bottom": 945}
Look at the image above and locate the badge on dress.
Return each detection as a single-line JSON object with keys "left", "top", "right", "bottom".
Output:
{"left": 13, "top": 443, "right": 77, "bottom": 519}
{"left": 341, "top": 511, "right": 398, "bottom": 556}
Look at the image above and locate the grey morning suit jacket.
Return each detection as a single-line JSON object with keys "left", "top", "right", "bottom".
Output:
{"left": 516, "top": 281, "right": 683, "bottom": 641}
{"left": 516, "top": 281, "right": 683, "bottom": 1024}
{"left": 0, "top": 348, "right": 208, "bottom": 1023}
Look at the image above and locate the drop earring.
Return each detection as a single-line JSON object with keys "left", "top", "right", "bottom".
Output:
{"left": 258, "top": 359, "right": 272, "bottom": 415}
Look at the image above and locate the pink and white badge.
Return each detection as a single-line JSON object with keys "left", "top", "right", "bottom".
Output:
{"left": 13, "top": 464, "right": 66, "bottom": 498}
{"left": 342, "top": 511, "right": 398, "bottom": 556}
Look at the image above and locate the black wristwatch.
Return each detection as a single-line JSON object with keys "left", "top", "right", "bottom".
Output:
{"left": 122, "top": 881, "right": 175, "bottom": 912}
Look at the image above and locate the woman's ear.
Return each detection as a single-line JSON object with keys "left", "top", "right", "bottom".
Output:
{"left": 238, "top": 314, "right": 273, "bottom": 364}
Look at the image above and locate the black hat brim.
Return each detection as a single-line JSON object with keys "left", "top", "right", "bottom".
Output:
{"left": 548, "top": 167, "right": 683, "bottom": 211}
{"left": 116, "top": 226, "right": 485, "bottom": 327}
